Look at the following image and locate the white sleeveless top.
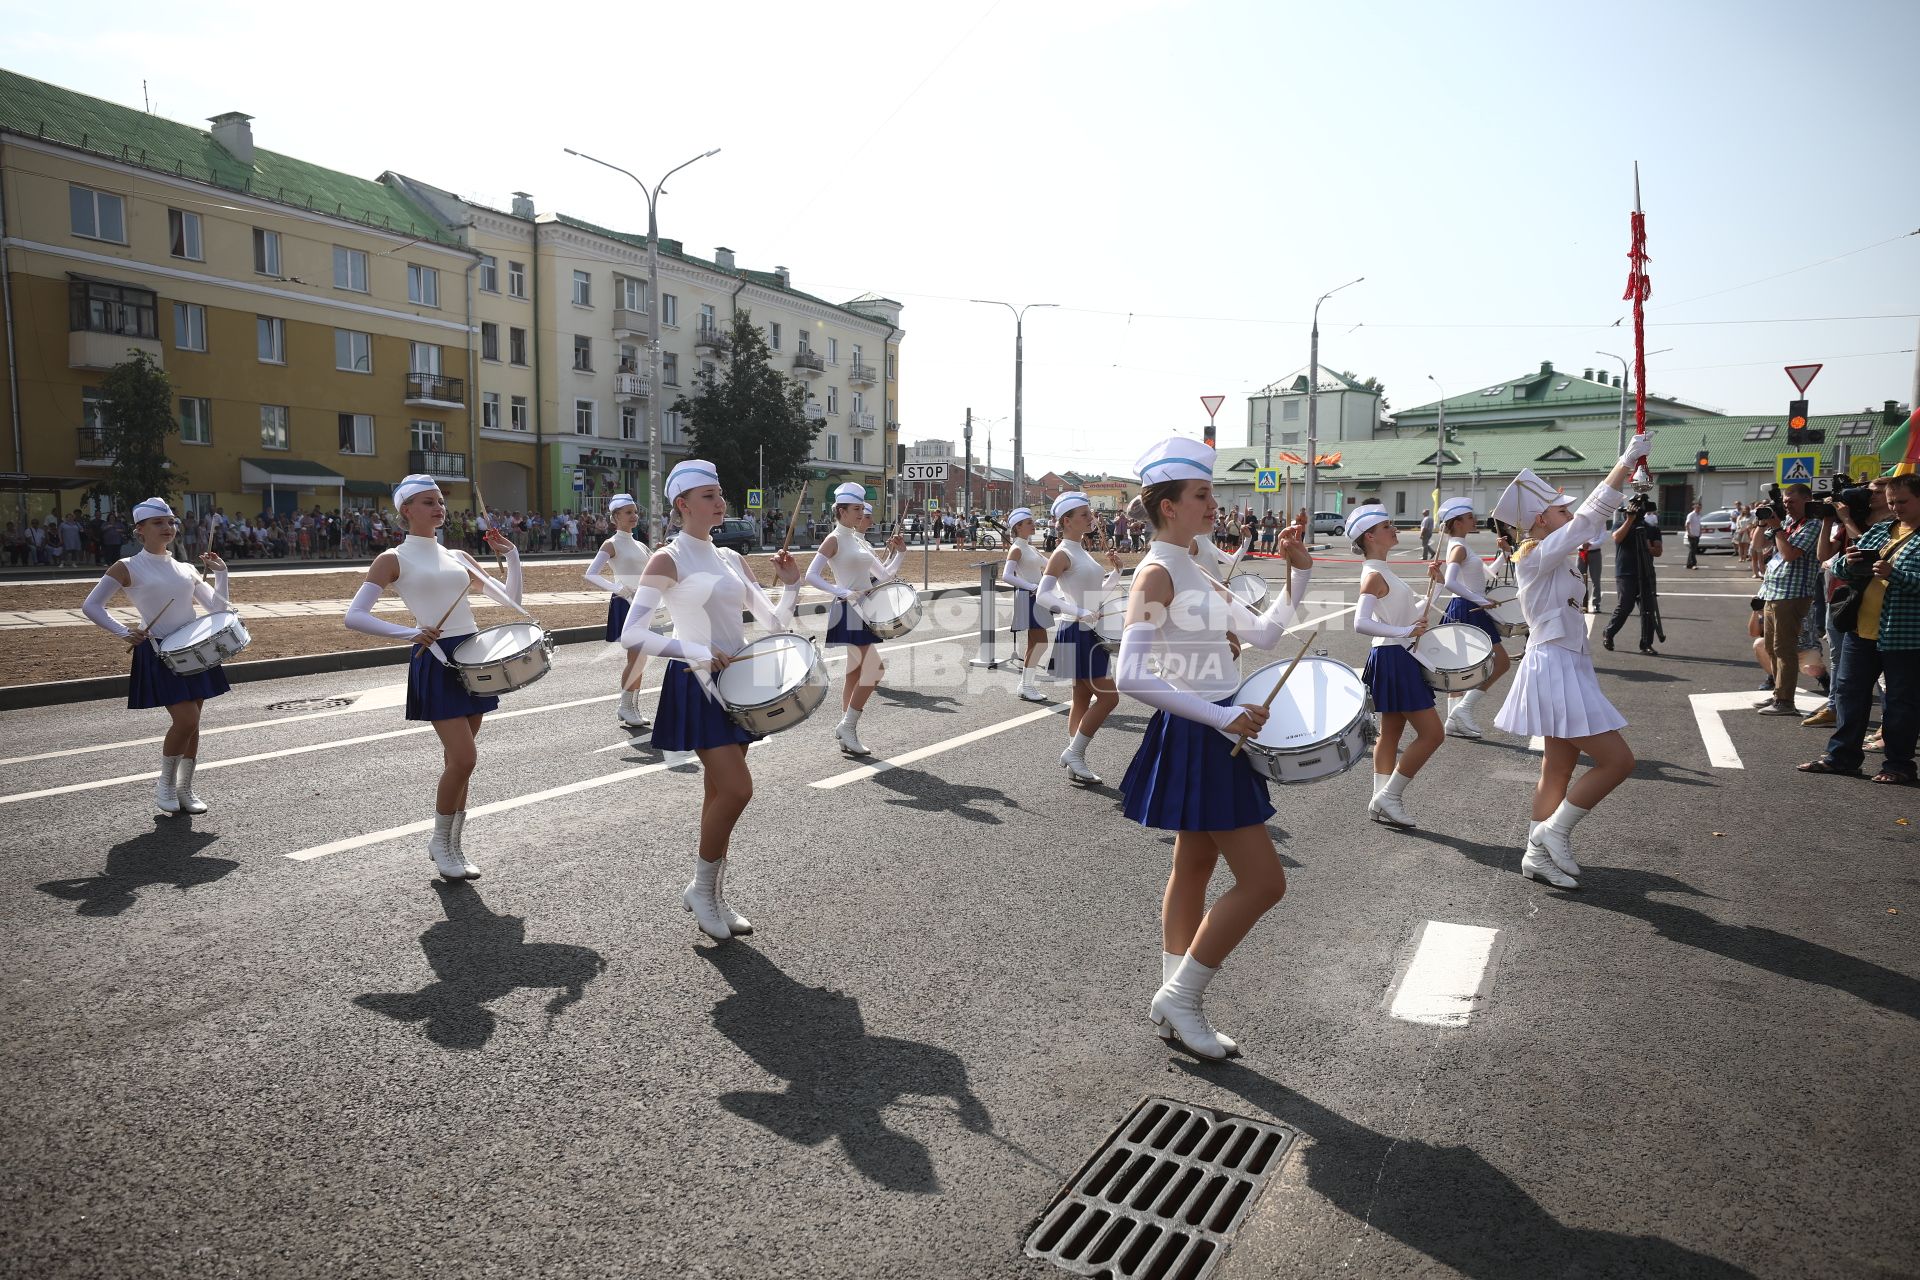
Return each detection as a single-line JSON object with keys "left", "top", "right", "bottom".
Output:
{"left": 1446, "top": 536, "right": 1495, "bottom": 596}
{"left": 1053, "top": 538, "right": 1117, "bottom": 618}
{"left": 606, "top": 530, "right": 651, "bottom": 587}
{"left": 660, "top": 534, "right": 760, "bottom": 659}
{"left": 393, "top": 534, "right": 477, "bottom": 636}
{"left": 1007, "top": 537, "right": 1048, "bottom": 590}
{"left": 1362, "top": 558, "right": 1424, "bottom": 649}
{"left": 1132, "top": 539, "right": 1239, "bottom": 699}
{"left": 820, "top": 523, "right": 884, "bottom": 591}
{"left": 121, "top": 551, "right": 211, "bottom": 632}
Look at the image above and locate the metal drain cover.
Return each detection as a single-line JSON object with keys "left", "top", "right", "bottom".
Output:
{"left": 265, "top": 697, "right": 353, "bottom": 712}
{"left": 1025, "top": 1097, "right": 1293, "bottom": 1279}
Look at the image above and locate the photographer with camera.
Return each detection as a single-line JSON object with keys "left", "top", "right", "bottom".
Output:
{"left": 1602, "top": 494, "right": 1663, "bottom": 655}
{"left": 1802, "top": 479, "right": 1887, "bottom": 727}
{"left": 1753, "top": 483, "right": 1823, "bottom": 715}
{"left": 1799, "top": 473, "right": 1920, "bottom": 783}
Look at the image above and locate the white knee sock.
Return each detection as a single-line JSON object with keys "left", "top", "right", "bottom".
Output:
{"left": 1383, "top": 770, "right": 1413, "bottom": 799}
{"left": 1545, "top": 800, "right": 1590, "bottom": 835}
{"left": 1373, "top": 771, "right": 1391, "bottom": 796}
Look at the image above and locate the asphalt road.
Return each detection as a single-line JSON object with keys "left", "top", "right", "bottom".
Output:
{"left": 2, "top": 550, "right": 1914, "bottom": 1280}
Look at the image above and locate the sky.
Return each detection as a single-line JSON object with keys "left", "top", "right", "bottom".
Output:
{"left": 5, "top": 0, "right": 1916, "bottom": 479}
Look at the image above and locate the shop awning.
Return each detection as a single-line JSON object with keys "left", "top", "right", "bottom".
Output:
{"left": 240, "top": 458, "right": 345, "bottom": 488}
{"left": 344, "top": 479, "right": 389, "bottom": 497}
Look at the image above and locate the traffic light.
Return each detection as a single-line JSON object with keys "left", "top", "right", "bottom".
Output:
{"left": 1204, "top": 423, "right": 1216, "bottom": 447}
{"left": 1787, "top": 399, "right": 1809, "bottom": 447}
{"left": 1696, "top": 448, "right": 1710, "bottom": 471}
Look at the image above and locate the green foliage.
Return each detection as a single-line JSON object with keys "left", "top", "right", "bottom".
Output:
{"left": 675, "top": 309, "right": 820, "bottom": 510}
{"left": 91, "top": 351, "right": 184, "bottom": 514}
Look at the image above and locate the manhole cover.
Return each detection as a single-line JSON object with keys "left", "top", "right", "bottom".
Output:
{"left": 265, "top": 697, "right": 353, "bottom": 712}
{"left": 1024, "top": 1097, "right": 1293, "bottom": 1280}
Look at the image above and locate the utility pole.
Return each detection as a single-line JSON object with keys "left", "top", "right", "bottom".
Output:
{"left": 963, "top": 409, "right": 973, "bottom": 542}
{"left": 1306, "top": 277, "right": 1364, "bottom": 524}
{"left": 1428, "top": 375, "right": 1447, "bottom": 510}
{"left": 972, "top": 300, "right": 1056, "bottom": 510}
{"left": 1262, "top": 391, "right": 1273, "bottom": 518}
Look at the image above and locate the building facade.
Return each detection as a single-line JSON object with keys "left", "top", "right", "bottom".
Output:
{"left": 1244, "top": 366, "right": 1383, "bottom": 449}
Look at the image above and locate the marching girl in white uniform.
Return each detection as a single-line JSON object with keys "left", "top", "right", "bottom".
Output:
{"left": 1435, "top": 496, "right": 1515, "bottom": 739}
{"left": 620, "top": 460, "right": 802, "bottom": 940}
{"left": 343, "top": 475, "right": 524, "bottom": 881}
{"left": 1001, "top": 509, "right": 1053, "bottom": 704}
{"left": 1349, "top": 506, "right": 1447, "bottom": 829}
{"left": 1191, "top": 528, "right": 1247, "bottom": 581}
{"left": 1491, "top": 439, "right": 1649, "bottom": 889}
{"left": 1036, "top": 491, "right": 1125, "bottom": 785}
{"left": 1115, "top": 438, "right": 1310, "bottom": 1061}
{"left": 81, "top": 498, "right": 231, "bottom": 816}
{"left": 583, "top": 493, "right": 653, "bottom": 729}
{"left": 805, "top": 481, "right": 905, "bottom": 757}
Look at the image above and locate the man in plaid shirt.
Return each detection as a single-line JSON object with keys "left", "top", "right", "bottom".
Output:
{"left": 1755, "top": 484, "right": 1822, "bottom": 714}
{"left": 1800, "top": 473, "right": 1920, "bottom": 783}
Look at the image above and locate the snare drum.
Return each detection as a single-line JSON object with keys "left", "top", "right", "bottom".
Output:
{"left": 858, "top": 580, "right": 922, "bottom": 640}
{"left": 157, "top": 611, "right": 252, "bottom": 675}
{"left": 1223, "top": 656, "right": 1370, "bottom": 784}
{"left": 1413, "top": 622, "right": 1496, "bottom": 691}
{"left": 1092, "top": 596, "right": 1128, "bottom": 654}
{"left": 1227, "top": 571, "right": 1270, "bottom": 611}
{"left": 713, "top": 633, "right": 828, "bottom": 735}
{"left": 450, "top": 622, "right": 553, "bottom": 695}
{"left": 1483, "top": 585, "right": 1528, "bottom": 638}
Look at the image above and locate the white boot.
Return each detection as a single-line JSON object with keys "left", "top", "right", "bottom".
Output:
{"left": 1017, "top": 665, "right": 1049, "bottom": 703}
{"left": 1445, "top": 689, "right": 1485, "bottom": 739}
{"left": 1367, "top": 771, "right": 1416, "bottom": 828}
{"left": 835, "top": 710, "right": 870, "bottom": 757}
{"left": 154, "top": 754, "right": 182, "bottom": 816}
{"left": 427, "top": 812, "right": 465, "bottom": 880}
{"left": 1520, "top": 839, "right": 1579, "bottom": 889}
{"left": 1149, "top": 955, "right": 1229, "bottom": 1060}
{"left": 449, "top": 811, "right": 480, "bottom": 879}
{"left": 1534, "top": 802, "right": 1587, "bottom": 877}
{"left": 714, "top": 858, "right": 753, "bottom": 935}
{"left": 1060, "top": 732, "right": 1101, "bottom": 785}
{"left": 1157, "top": 952, "right": 1239, "bottom": 1056}
{"left": 1372, "top": 771, "right": 1391, "bottom": 798}
{"left": 174, "top": 756, "right": 207, "bottom": 815}
{"left": 682, "top": 855, "right": 732, "bottom": 940}
{"left": 617, "top": 687, "right": 650, "bottom": 729}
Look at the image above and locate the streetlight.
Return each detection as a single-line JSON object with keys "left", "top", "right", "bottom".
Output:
{"left": 971, "top": 300, "right": 1057, "bottom": 509}
{"left": 1306, "top": 277, "right": 1364, "bottom": 525}
{"left": 1427, "top": 374, "right": 1448, "bottom": 515}
{"left": 1596, "top": 347, "right": 1672, "bottom": 462}
{"left": 565, "top": 145, "right": 720, "bottom": 541}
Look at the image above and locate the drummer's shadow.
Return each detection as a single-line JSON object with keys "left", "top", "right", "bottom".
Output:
{"left": 872, "top": 687, "right": 964, "bottom": 715}
{"left": 36, "top": 820, "right": 237, "bottom": 917}
{"left": 869, "top": 766, "right": 1024, "bottom": 825}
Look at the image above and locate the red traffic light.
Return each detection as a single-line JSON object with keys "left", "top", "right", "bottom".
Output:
{"left": 1696, "top": 450, "right": 1711, "bottom": 469}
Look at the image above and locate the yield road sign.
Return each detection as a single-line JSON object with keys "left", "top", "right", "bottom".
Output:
{"left": 746, "top": 489, "right": 763, "bottom": 510}
{"left": 1200, "top": 395, "right": 1226, "bottom": 419}
{"left": 1254, "top": 468, "right": 1281, "bottom": 493}
{"left": 1775, "top": 452, "right": 1819, "bottom": 485}
{"left": 902, "top": 462, "right": 948, "bottom": 482}
{"left": 1784, "top": 364, "right": 1823, "bottom": 394}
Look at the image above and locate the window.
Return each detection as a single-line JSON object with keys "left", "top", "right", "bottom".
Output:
{"left": 768, "top": 322, "right": 782, "bottom": 351}
{"left": 826, "top": 433, "right": 839, "bottom": 461}
{"left": 260, "top": 404, "right": 289, "bottom": 450}
{"left": 852, "top": 391, "right": 865, "bottom": 416}
{"left": 510, "top": 327, "right": 528, "bottom": 366}
{"left": 256, "top": 316, "right": 285, "bottom": 363}
{"left": 1742, "top": 423, "right": 1778, "bottom": 441}
{"left": 662, "top": 353, "right": 679, "bottom": 385}
{"left": 333, "top": 246, "right": 369, "bottom": 292}
{"left": 408, "top": 264, "right": 439, "bottom": 307}
{"left": 478, "top": 255, "right": 498, "bottom": 293}
{"left": 620, "top": 405, "right": 639, "bottom": 440}
{"left": 575, "top": 399, "right": 596, "bottom": 435}
{"left": 482, "top": 392, "right": 501, "bottom": 430}
{"left": 660, "top": 293, "right": 678, "bottom": 327}
{"left": 826, "top": 386, "right": 839, "bottom": 414}
{"left": 852, "top": 437, "right": 864, "bottom": 464}
{"left": 253, "top": 228, "right": 281, "bottom": 276}
{"left": 701, "top": 360, "right": 716, "bottom": 382}
{"left": 335, "top": 328, "right": 373, "bottom": 373}
{"left": 798, "top": 332, "right": 811, "bottom": 354}
{"left": 71, "top": 280, "right": 156, "bottom": 337}
{"left": 573, "top": 335, "right": 592, "bottom": 372}
{"left": 1281, "top": 431, "right": 1300, "bottom": 445}
{"left": 411, "top": 419, "right": 445, "bottom": 452}
{"left": 481, "top": 322, "right": 499, "bottom": 362}
{"left": 168, "top": 208, "right": 203, "bottom": 260}
{"left": 830, "top": 338, "right": 840, "bottom": 364}
{"left": 510, "top": 395, "right": 529, "bottom": 431}
{"left": 886, "top": 352, "right": 896, "bottom": 379}
{"left": 663, "top": 410, "right": 683, "bottom": 445}
{"left": 409, "top": 342, "right": 441, "bottom": 375}
{"left": 338, "top": 412, "right": 375, "bottom": 454}
{"left": 508, "top": 261, "right": 526, "bottom": 298}
{"left": 699, "top": 302, "right": 716, "bottom": 333}
{"left": 1395, "top": 491, "right": 1407, "bottom": 515}
{"left": 172, "top": 303, "right": 207, "bottom": 352}
{"left": 69, "top": 185, "right": 126, "bottom": 242}
{"left": 619, "top": 343, "right": 639, "bottom": 372}
{"left": 179, "top": 397, "right": 211, "bottom": 445}
{"left": 572, "top": 270, "right": 592, "bottom": 306}
{"left": 1838, "top": 418, "right": 1875, "bottom": 438}
{"left": 1282, "top": 400, "right": 1300, "bottom": 421}
{"left": 617, "top": 276, "right": 646, "bottom": 311}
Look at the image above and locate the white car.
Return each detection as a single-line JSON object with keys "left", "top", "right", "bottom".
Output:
{"left": 1311, "top": 511, "right": 1345, "bottom": 535}
{"left": 1698, "top": 509, "right": 1736, "bottom": 553}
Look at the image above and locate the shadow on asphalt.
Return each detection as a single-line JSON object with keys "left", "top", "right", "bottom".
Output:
{"left": 871, "top": 686, "right": 965, "bottom": 714}
{"left": 700, "top": 944, "right": 990, "bottom": 1194}
{"left": 1402, "top": 830, "right": 1920, "bottom": 1022}
{"left": 1178, "top": 1062, "right": 1757, "bottom": 1279}
{"left": 1628, "top": 757, "right": 1717, "bottom": 788}
{"left": 352, "top": 882, "right": 607, "bottom": 1050}
{"left": 868, "top": 765, "right": 1026, "bottom": 825}
{"left": 1591, "top": 665, "right": 1687, "bottom": 684}
{"left": 35, "top": 818, "right": 238, "bottom": 916}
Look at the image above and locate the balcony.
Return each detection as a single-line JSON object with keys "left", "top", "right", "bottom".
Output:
{"left": 851, "top": 411, "right": 877, "bottom": 433}
{"left": 408, "top": 449, "right": 468, "bottom": 479}
{"left": 70, "top": 328, "right": 164, "bottom": 372}
{"left": 848, "top": 362, "right": 878, "bottom": 388}
{"left": 616, "top": 371, "right": 652, "bottom": 400}
{"left": 405, "top": 373, "right": 466, "bottom": 408}
{"left": 693, "top": 325, "right": 731, "bottom": 355}
{"left": 77, "top": 425, "right": 114, "bottom": 466}
{"left": 613, "top": 307, "right": 649, "bottom": 338}
{"left": 792, "top": 350, "right": 826, "bottom": 378}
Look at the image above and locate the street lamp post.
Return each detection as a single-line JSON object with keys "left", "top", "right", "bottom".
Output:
{"left": 1427, "top": 374, "right": 1447, "bottom": 513}
{"left": 963, "top": 411, "right": 973, "bottom": 541}
{"left": 1306, "top": 277, "right": 1364, "bottom": 527}
{"left": 565, "top": 145, "right": 720, "bottom": 542}
{"left": 972, "top": 300, "right": 1057, "bottom": 510}
{"left": 1597, "top": 347, "right": 1672, "bottom": 496}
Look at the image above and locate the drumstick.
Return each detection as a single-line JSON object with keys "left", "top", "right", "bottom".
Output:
{"left": 413, "top": 593, "right": 464, "bottom": 652}
{"left": 1230, "top": 627, "right": 1319, "bottom": 758}
{"left": 778, "top": 486, "right": 807, "bottom": 555}
{"left": 130, "top": 595, "right": 175, "bottom": 646}
{"left": 469, "top": 469, "right": 507, "bottom": 575}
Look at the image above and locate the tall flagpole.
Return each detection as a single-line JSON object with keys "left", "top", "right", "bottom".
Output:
{"left": 1624, "top": 162, "right": 1653, "bottom": 490}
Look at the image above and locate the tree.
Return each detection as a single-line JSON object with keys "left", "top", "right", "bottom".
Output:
{"left": 90, "top": 351, "right": 184, "bottom": 515}
{"left": 675, "top": 308, "right": 820, "bottom": 513}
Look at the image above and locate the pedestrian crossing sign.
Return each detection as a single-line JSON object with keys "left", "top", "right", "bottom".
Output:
{"left": 746, "top": 489, "right": 763, "bottom": 510}
{"left": 926, "top": 497, "right": 940, "bottom": 512}
{"left": 1775, "top": 452, "right": 1819, "bottom": 485}
{"left": 1255, "top": 468, "right": 1281, "bottom": 493}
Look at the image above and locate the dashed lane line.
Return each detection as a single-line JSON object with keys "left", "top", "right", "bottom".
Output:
{"left": 1387, "top": 920, "right": 1502, "bottom": 1027}
{"left": 811, "top": 705, "right": 1067, "bottom": 789}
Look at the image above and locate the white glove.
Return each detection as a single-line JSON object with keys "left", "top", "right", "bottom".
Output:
{"left": 1619, "top": 433, "right": 1652, "bottom": 469}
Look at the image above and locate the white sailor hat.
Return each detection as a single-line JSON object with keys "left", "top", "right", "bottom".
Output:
{"left": 862, "top": 502, "right": 873, "bottom": 516}
{"left": 391, "top": 474, "right": 440, "bottom": 507}
{"left": 1344, "top": 504, "right": 1391, "bottom": 541}
{"left": 1134, "top": 436, "right": 1215, "bottom": 486}
{"left": 1437, "top": 496, "right": 1475, "bottom": 525}
{"left": 1051, "top": 491, "right": 1091, "bottom": 519}
{"left": 833, "top": 482, "right": 867, "bottom": 506}
{"left": 608, "top": 492, "right": 637, "bottom": 513}
{"left": 1492, "top": 468, "right": 1575, "bottom": 530}
{"left": 666, "top": 460, "right": 721, "bottom": 503}
{"left": 1007, "top": 507, "right": 1034, "bottom": 529}
{"left": 131, "top": 497, "right": 177, "bottom": 524}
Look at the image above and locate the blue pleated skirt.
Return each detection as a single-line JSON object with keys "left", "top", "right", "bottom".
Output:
{"left": 651, "top": 660, "right": 760, "bottom": 752}
{"left": 604, "top": 593, "right": 631, "bottom": 643}
{"left": 1120, "top": 699, "right": 1275, "bottom": 832}
{"left": 825, "top": 599, "right": 881, "bottom": 648}
{"left": 1010, "top": 589, "right": 1045, "bottom": 635}
{"left": 1442, "top": 597, "right": 1503, "bottom": 645}
{"left": 406, "top": 633, "right": 501, "bottom": 722}
{"left": 127, "top": 641, "right": 230, "bottom": 710}
{"left": 1049, "top": 620, "right": 1111, "bottom": 683}
{"left": 1363, "top": 643, "right": 1436, "bottom": 714}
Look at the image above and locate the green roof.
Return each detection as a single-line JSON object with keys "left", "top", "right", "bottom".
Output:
{"left": 0, "top": 67, "right": 461, "bottom": 247}
{"left": 1395, "top": 362, "right": 1716, "bottom": 423}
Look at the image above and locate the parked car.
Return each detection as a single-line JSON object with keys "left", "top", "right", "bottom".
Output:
{"left": 711, "top": 518, "right": 759, "bottom": 554}
{"left": 1310, "top": 511, "right": 1345, "bottom": 535}
{"left": 1698, "top": 509, "right": 1736, "bottom": 553}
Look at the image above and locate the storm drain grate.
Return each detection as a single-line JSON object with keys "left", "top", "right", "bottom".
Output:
{"left": 1024, "top": 1096, "right": 1294, "bottom": 1280}
{"left": 265, "top": 697, "right": 353, "bottom": 712}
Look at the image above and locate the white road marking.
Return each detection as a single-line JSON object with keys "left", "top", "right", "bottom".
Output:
{"left": 1388, "top": 920, "right": 1502, "bottom": 1027}
{"left": 812, "top": 705, "right": 1065, "bottom": 789}
{"left": 1690, "top": 688, "right": 1825, "bottom": 769}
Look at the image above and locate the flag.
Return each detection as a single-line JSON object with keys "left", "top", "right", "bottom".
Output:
{"left": 1277, "top": 451, "right": 1305, "bottom": 466}
{"left": 1885, "top": 407, "right": 1920, "bottom": 476}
